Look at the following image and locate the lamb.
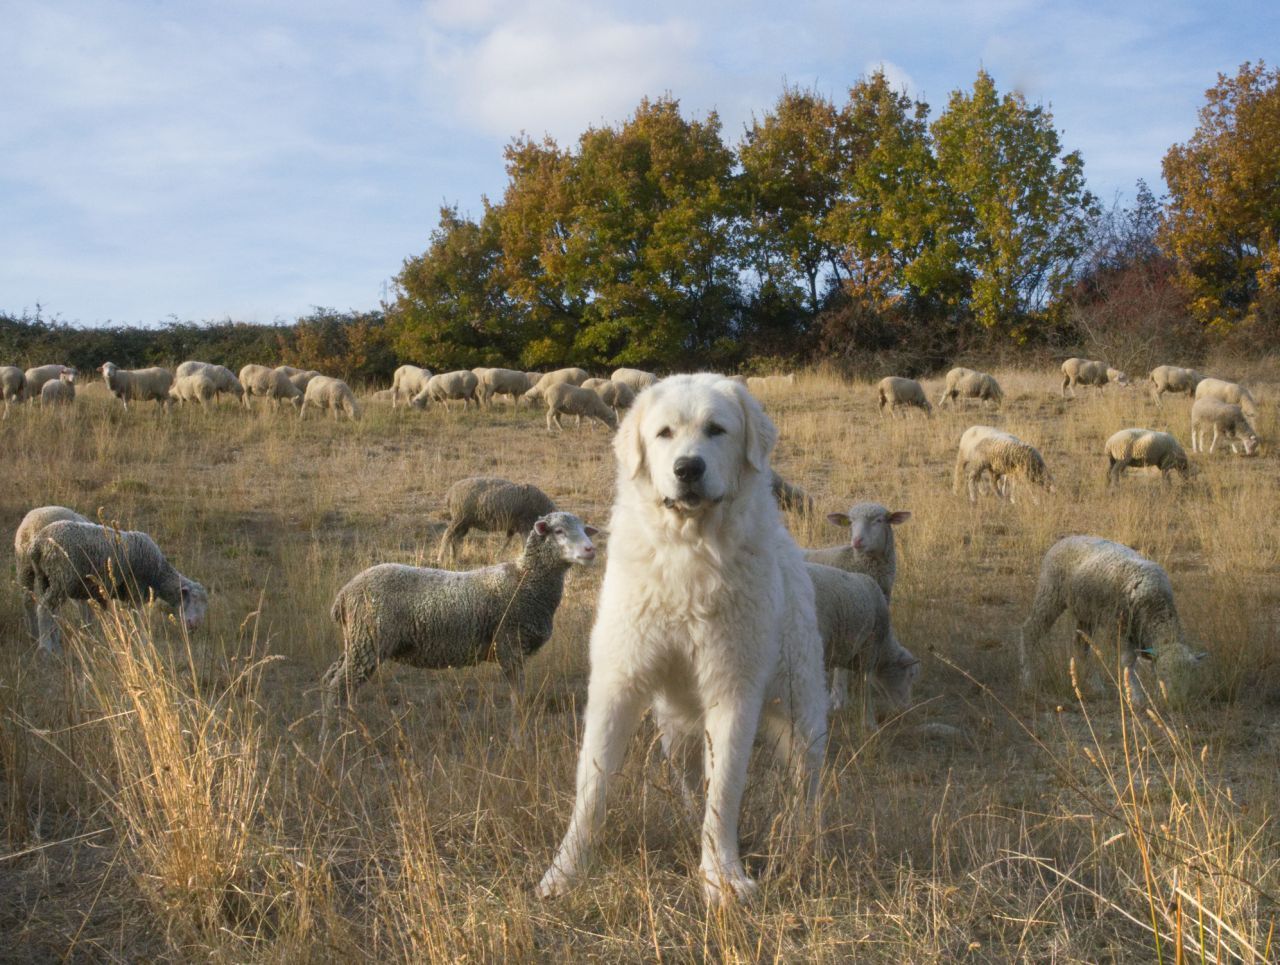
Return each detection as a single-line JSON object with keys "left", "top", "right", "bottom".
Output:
{"left": 770, "top": 470, "right": 813, "bottom": 514}
{"left": 545, "top": 382, "right": 618, "bottom": 432}
{"left": 14, "top": 505, "right": 91, "bottom": 640}
{"left": 169, "top": 370, "right": 217, "bottom": 407}
{"left": 1105, "top": 429, "right": 1191, "bottom": 486}
{"left": 953, "top": 426, "right": 1055, "bottom": 504}
{"left": 808, "top": 563, "right": 920, "bottom": 723}
{"left": 522, "top": 367, "right": 589, "bottom": 403}
{"left": 1194, "top": 377, "right": 1259, "bottom": 420}
{"left": 23, "top": 365, "right": 77, "bottom": 400}
{"left": 22, "top": 519, "right": 208, "bottom": 656}
{"left": 288, "top": 370, "right": 322, "bottom": 392}
{"left": 1190, "top": 397, "right": 1259, "bottom": 455}
{"left": 437, "top": 476, "right": 557, "bottom": 564}
{"left": 582, "top": 378, "right": 635, "bottom": 419}
{"left": 391, "top": 364, "right": 433, "bottom": 407}
{"left": 877, "top": 376, "right": 932, "bottom": 417}
{"left": 939, "top": 367, "right": 1003, "bottom": 409}
{"left": 414, "top": 370, "right": 479, "bottom": 409}
{"left": 1149, "top": 365, "right": 1204, "bottom": 407}
{"left": 1061, "top": 358, "right": 1113, "bottom": 397}
{"left": 300, "top": 375, "right": 360, "bottom": 420}
{"left": 803, "top": 502, "right": 910, "bottom": 601}
{"left": 239, "top": 364, "right": 303, "bottom": 410}
{"left": 610, "top": 368, "right": 658, "bottom": 393}
{"left": 100, "top": 362, "right": 174, "bottom": 411}
{"left": 0, "top": 366, "right": 24, "bottom": 416}
{"left": 322, "top": 512, "right": 598, "bottom": 732}
{"left": 477, "top": 368, "right": 533, "bottom": 406}
{"left": 40, "top": 372, "right": 76, "bottom": 407}
{"left": 1018, "top": 535, "right": 1207, "bottom": 707}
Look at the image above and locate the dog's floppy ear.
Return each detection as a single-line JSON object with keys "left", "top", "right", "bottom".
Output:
{"left": 613, "top": 386, "right": 650, "bottom": 479}
{"left": 718, "top": 378, "right": 777, "bottom": 473}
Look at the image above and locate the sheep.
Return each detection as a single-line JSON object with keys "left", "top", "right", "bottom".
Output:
{"left": 14, "top": 506, "right": 91, "bottom": 640}
{"left": 288, "top": 370, "right": 322, "bottom": 392}
{"left": 745, "top": 373, "right": 796, "bottom": 393}
{"left": 23, "top": 364, "right": 77, "bottom": 400}
{"left": 22, "top": 519, "right": 208, "bottom": 657}
{"left": 370, "top": 388, "right": 396, "bottom": 403}
{"left": 1018, "top": 535, "right": 1207, "bottom": 707}
{"left": 1, "top": 366, "right": 24, "bottom": 416}
{"left": 40, "top": 372, "right": 76, "bottom": 407}
{"left": 1194, "top": 377, "right": 1258, "bottom": 420}
{"left": 322, "top": 512, "right": 598, "bottom": 732}
{"left": 610, "top": 368, "right": 658, "bottom": 393}
{"left": 808, "top": 563, "right": 920, "bottom": 724}
{"left": 239, "top": 364, "right": 303, "bottom": 410}
{"left": 582, "top": 378, "right": 635, "bottom": 419}
{"left": 545, "top": 382, "right": 618, "bottom": 432}
{"left": 300, "top": 375, "right": 360, "bottom": 420}
{"left": 1106, "top": 368, "right": 1130, "bottom": 387}
{"left": 169, "top": 370, "right": 217, "bottom": 407}
{"left": 414, "top": 370, "right": 479, "bottom": 410}
{"left": 437, "top": 477, "right": 557, "bottom": 564}
{"left": 391, "top": 364, "right": 433, "bottom": 407}
{"left": 1105, "top": 429, "right": 1191, "bottom": 486}
{"left": 877, "top": 376, "right": 932, "bottom": 417}
{"left": 522, "top": 367, "right": 589, "bottom": 403}
{"left": 953, "top": 426, "right": 1055, "bottom": 504}
{"left": 939, "top": 367, "right": 1003, "bottom": 409}
{"left": 803, "top": 502, "right": 910, "bottom": 602}
{"left": 205, "top": 365, "right": 245, "bottom": 402}
{"left": 477, "top": 368, "right": 534, "bottom": 406}
{"left": 1061, "top": 357, "right": 1113, "bottom": 397}
{"left": 770, "top": 470, "right": 813, "bottom": 515}
{"left": 1149, "top": 365, "right": 1204, "bottom": 407}
{"left": 1190, "top": 397, "right": 1259, "bottom": 456}
{"left": 100, "top": 362, "right": 174, "bottom": 411}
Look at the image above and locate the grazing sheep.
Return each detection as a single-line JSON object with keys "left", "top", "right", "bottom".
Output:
{"left": 23, "top": 520, "right": 208, "bottom": 656}
{"left": 1194, "top": 377, "right": 1258, "bottom": 420}
{"left": 1190, "top": 397, "right": 1259, "bottom": 455}
{"left": 1018, "top": 535, "right": 1207, "bottom": 707}
{"left": 1106, "top": 367, "right": 1130, "bottom": 387}
{"left": 953, "top": 426, "right": 1054, "bottom": 504}
{"left": 239, "top": 365, "right": 303, "bottom": 409}
{"left": 300, "top": 375, "right": 360, "bottom": 420}
{"left": 610, "top": 368, "right": 658, "bottom": 393}
{"left": 175, "top": 361, "right": 212, "bottom": 379}
{"left": 100, "top": 362, "right": 174, "bottom": 411}
{"left": 14, "top": 506, "right": 91, "bottom": 640}
{"left": 1149, "top": 365, "right": 1204, "bottom": 407}
{"left": 939, "top": 368, "right": 1003, "bottom": 409}
{"left": 1105, "top": 429, "right": 1191, "bottom": 486}
{"left": 803, "top": 502, "right": 910, "bottom": 601}
{"left": 40, "top": 372, "right": 76, "bottom": 407}
{"left": 545, "top": 382, "right": 618, "bottom": 432}
{"left": 1, "top": 366, "right": 25, "bottom": 416}
{"left": 391, "top": 364, "right": 433, "bottom": 407}
{"left": 23, "top": 365, "right": 77, "bottom": 400}
{"left": 745, "top": 373, "right": 796, "bottom": 393}
{"left": 204, "top": 365, "right": 244, "bottom": 401}
{"left": 1061, "top": 358, "right": 1113, "bottom": 397}
{"left": 877, "top": 376, "right": 932, "bottom": 417}
{"left": 437, "top": 477, "right": 557, "bottom": 564}
{"left": 414, "top": 370, "right": 479, "bottom": 410}
{"left": 770, "top": 470, "right": 813, "bottom": 514}
{"left": 323, "top": 512, "right": 598, "bottom": 730}
{"left": 808, "top": 563, "right": 920, "bottom": 722}
{"left": 370, "top": 388, "right": 396, "bottom": 403}
{"left": 582, "top": 378, "right": 635, "bottom": 419}
{"left": 477, "top": 368, "right": 534, "bottom": 406}
{"left": 522, "top": 367, "right": 590, "bottom": 403}
{"left": 169, "top": 371, "right": 217, "bottom": 407}
{"left": 288, "top": 370, "right": 322, "bottom": 392}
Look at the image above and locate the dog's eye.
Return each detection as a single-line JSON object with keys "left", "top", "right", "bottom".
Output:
{"left": 555, "top": 528, "right": 564, "bottom": 536}
{"left": 656, "top": 427, "right": 672, "bottom": 439}
{"left": 706, "top": 423, "right": 726, "bottom": 437}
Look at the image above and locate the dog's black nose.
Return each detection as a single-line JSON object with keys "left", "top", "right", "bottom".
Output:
{"left": 673, "top": 456, "right": 705, "bottom": 482}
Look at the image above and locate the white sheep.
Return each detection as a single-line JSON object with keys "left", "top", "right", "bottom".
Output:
{"left": 1061, "top": 358, "right": 1113, "bottom": 397}
{"left": 288, "top": 370, "right": 322, "bottom": 392}
{"left": 239, "top": 365, "right": 303, "bottom": 410}
{"left": 545, "top": 382, "right": 618, "bottom": 432}
{"left": 808, "top": 563, "right": 920, "bottom": 723}
{"left": 610, "top": 368, "right": 658, "bottom": 393}
{"left": 953, "top": 426, "right": 1055, "bottom": 504}
{"left": 437, "top": 476, "right": 557, "bottom": 564}
{"left": 1018, "top": 535, "right": 1207, "bottom": 707}
{"left": 1148, "top": 365, "right": 1204, "bottom": 407}
{"left": 23, "top": 364, "right": 77, "bottom": 401}
{"left": 391, "top": 364, "right": 433, "bottom": 407}
{"left": 803, "top": 502, "right": 910, "bottom": 601}
{"left": 1, "top": 366, "right": 24, "bottom": 416}
{"left": 100, "top": 362, "right": 174, "bottom": 411}
{"left": 582, "top": 378, "right": 635, "bottom": 419}
{"left": 769, "top": 470, "right": 813, "bottom": 515}
{"left": 1104, "top": 429, "right": 1191, "bottom": 486}
{"left": 176, "top": 362, "right": 243, "bottom": 402}
{"left": 323, "top": 512, "right": 597, "bottom": 732}
{"left": 522, "top": 367, "right": 590, "bottom": 403}
{"left": 169, "top": 370, "right": 217, "bottom": 407}
{"left": 1194, "top": 377, "right": 1258, "bottom": 420}
{"left": 414, "top": 370, "right": 479, "bottom": 409}
{"left": 877, "top": 376, "right": 932, "bottom": 417}
{"left": 477, "top": 368, "right": 533, "bottom": 406}
{"left": 370, "top": 388, "right": 396, "bottom": 403}
{"left": 22, "top": 519, "right": 208, "bottom": 656}
{"left": 1106, "top": 367, "right": 1130, "bottom": 387}
{"left": 40, "top": 372, "right": 76, "bottom": 407}
{"left": 939, "top": 368, "right": 1003, "bottom": 409}
{"left": 14, "top": 505, "right": 91, "bottom": 640}
{"left": 1190, "top": 397, "right": 1259, "bottom": 455}
{"left": 300, "top": 375, "right": 360, "bottom": 420}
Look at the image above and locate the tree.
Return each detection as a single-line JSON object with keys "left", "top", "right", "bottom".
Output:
{"left": 1161, "top": 61, "right": 1280, "bottom": 330}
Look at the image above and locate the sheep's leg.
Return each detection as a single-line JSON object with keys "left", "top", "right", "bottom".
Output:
{"left": 436, "top": 520, "right": 468, "bottom": 565}
{"left": 828, "top": 666, "right": 850, "bottom": 711}
{"left": 1119, "top": 647, "right": 1147, "bottom": 709}
{"left": 36, "top": 602, "right": 62, "bottom": 657}
{"left": 500, "top": 657, "right": 527, "bottom": 741}
{"left": 1070, "top": 625, "right": 1100, "bottom": 695}
{"left": 952, "top": 455, "right": 967, "bottom": 495}
{"left": 1208, "top": 427, "right": 1220, "bottom": 454}
{"left": 1018, "top": 591, "right": 1063, "bottom": 693}
{"left": 966, "top": 469, "right": 981, "bottom": 504}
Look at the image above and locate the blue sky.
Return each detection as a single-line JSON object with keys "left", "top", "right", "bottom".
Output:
{"left": 2, "top": 0, "right": 1274, "bottom": 327}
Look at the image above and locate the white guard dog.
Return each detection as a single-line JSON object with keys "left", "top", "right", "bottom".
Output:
{"left": 537, "top": 373, "right": 829, "bottom": 905}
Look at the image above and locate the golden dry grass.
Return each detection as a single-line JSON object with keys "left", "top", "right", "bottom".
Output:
{"left": 1, "top": 368, "right": 1278, "bottom": 961}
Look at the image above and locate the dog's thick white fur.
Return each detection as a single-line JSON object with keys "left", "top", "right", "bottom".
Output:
{"left": 537, "top": 373, "right": 828, "bottom": 905}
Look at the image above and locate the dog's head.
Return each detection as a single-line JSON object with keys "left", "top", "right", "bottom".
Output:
{"left": 614, "top": 374, "right": 777, "bottom": 517}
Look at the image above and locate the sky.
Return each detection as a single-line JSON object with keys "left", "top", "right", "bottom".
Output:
{"left": 1, "top": 0, "right": 1275, "bottom": 327}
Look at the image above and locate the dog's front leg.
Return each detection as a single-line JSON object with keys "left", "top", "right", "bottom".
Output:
{"left": 699, "top": 692, "right": 764, "bottom": 905}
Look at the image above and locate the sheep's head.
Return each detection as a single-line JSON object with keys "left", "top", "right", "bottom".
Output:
{"left": 177, "top": 578, "right": 209, "bottom": 632}
{"left": 532, "top": 513, "right": 598, "bottom": 565}
{"left": 871, "top": 647, "right": 921, "bottom": 722}
{"left": 827, "top": 503, "right": 910, "bottom": 558}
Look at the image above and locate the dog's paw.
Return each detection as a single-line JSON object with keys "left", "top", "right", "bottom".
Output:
{"left": 536, "top": 866, "right": 573, "bottom": 899}
{"left": 701, "top": 866, "right": 758, "bottom": 906}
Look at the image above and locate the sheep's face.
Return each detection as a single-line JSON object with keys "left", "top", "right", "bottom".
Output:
{"left": 178, "top": 579, "right": 208, "bottom": 632}
{"left": 828, "top": 504, "right": 910, "bottom": 558}
{"left": 1158, "top": 647, "right": 1209, "bottom": 706}
{"left": 872, "top": 650, "right": 921, "bottom": 720}
{"left": 1239, "top": 431, "right": 1260, "bottom": 456}
{"left": 534, "top": 514, "right": 598, "bottom": 565}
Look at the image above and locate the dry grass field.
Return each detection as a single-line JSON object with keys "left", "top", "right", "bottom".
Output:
{"left": 1, "top": 366, "right": 1278, "bottom": 962}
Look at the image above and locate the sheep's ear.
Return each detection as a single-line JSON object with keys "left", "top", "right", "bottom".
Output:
{"left": 534, "top": 520, "right": 550, "bottom": 536}
{"left": 827, "top": 512, "right": 851, "bottom": 527}
{"left": 719, "top": 379, "right": 776, "bottom": 473}
{"left": 613, "top": 390, "right": 649, "bottom": 479}
{"left": 583, "top": 525, "right": 599, "bottom": 537}
{"left": 887, "top": 510, "right": 912, "bottom": 525}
